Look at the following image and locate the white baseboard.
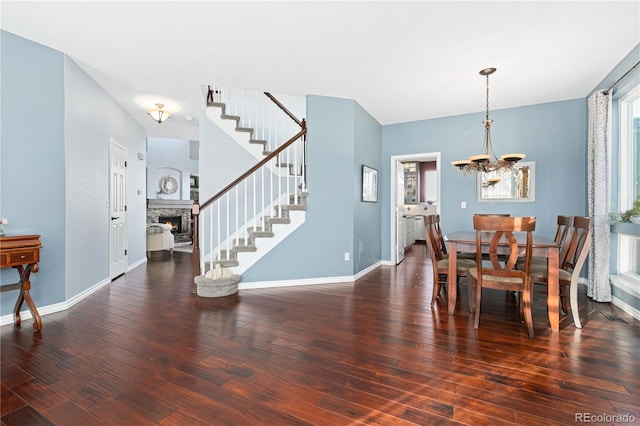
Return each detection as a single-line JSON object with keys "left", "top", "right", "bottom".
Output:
{"left": 128, "top": 256, "right": 147, "bottom": 271}
{"left": 0, "top": 277, "right": 111, "bottom": 327}
{"left": 609, "top": 275, "right": 640, "bottom": 322}
{"left": 239, "top": 261, "right": 383, "bottom": 290}
{"left": 612, "top": 296, "right": 640, "bottom": 321}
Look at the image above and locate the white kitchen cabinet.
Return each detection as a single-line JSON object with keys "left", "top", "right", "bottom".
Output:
{"left": 414, "top": 216, "right": 426, "bottom": 241}
{"left": 404, "top": 216, "right": 415, "bottom": 247}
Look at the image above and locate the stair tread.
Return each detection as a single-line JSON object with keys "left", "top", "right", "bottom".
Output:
{"left": 265, "top": 217, "right": 291, "bottom": 224}
{"left": 250, "top": 231, "right": 275, "bottom": 237}
{"left": 233, "top": 245, "right": 257, "bottom": 252}
{"left": 217, "top": 260, "right": 239, "bottom": 267}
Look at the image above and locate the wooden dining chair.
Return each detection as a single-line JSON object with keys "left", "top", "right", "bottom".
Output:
{"left": 424, "top": 215, "right": 476, "bottom": 310}
{"left": 474, "top": 213, "right": 511, "bottom": 261}
{"left": 433, "top": 214, "right": 475, "bottom": 260}
{"left": 526, "top": 216, "right": 591, "bottom": 328}
{"left": 530, "top": 215, "right": 572, "bottom": 267}
{"left": 468, "top": 216, "right": 537, "bottom": 338}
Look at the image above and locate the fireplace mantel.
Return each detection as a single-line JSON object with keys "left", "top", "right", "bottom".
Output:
{"left": 147, "top": 199, "right": 194, "bottom": 209}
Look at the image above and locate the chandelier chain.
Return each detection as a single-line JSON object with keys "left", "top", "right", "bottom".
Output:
{"left": 485, "top": 73, "right": 490, "bottom": 121}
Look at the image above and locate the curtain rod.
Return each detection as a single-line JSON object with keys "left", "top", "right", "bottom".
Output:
{"left": 603, "top": 60, "right": 640, "bottom": 95}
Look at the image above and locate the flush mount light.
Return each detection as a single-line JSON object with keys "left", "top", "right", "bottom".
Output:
{"left": 147, "top": 103, "right": 172, "bottom": 123}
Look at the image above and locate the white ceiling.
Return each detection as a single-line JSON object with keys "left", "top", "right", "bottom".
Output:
{"left": 2, "top": 1, "right": 639, "bottom": 140}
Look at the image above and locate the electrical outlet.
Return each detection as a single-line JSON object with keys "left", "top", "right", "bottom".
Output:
{"left": 344, "top": 252, "right": 350, "bottom": 261}
{"left": 461, "top": 201, "right": 467, "bottom": 209}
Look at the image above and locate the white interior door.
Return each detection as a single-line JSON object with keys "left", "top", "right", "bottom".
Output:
{"left": 395, "top": 160, "right": 405, "bottom": 264}
{"left": 109, "top": 141, "right": 127, "bottom": 279}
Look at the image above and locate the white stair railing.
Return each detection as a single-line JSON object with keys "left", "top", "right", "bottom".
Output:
{"left": 192, "top": 117, "right": 306, "bottom": 280}
{"left": 205, "top": 86, "right": 303, "bottom": 154}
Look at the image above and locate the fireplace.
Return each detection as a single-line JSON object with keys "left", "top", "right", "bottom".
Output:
{"left": 158, "top": 215, "right": 182, "bottom": 234}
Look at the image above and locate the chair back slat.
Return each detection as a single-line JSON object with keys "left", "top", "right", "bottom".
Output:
{"left": 555, "top": 215, "right": 573, "bottom": 265}
{"left": 563, "top": 216, "right": 591, "bottom": 272}
{"left": 433, "top": 214, "right": 448, "bottom": 257}
{"left": 473, "top": 216, "right": 536, "bottom": 280}
{"left": 423, "top": 215, "right": 440, "bottom": 263}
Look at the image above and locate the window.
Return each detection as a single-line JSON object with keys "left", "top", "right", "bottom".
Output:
{"left": 619, "top": 85, "right": 640, "bottom": 210}
{"left": 616, "top": 84, "right": 640, "bottom": 292}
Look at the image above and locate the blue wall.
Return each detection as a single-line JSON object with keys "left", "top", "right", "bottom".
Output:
{"left": 353, "top": 102, "right": 382, "bottom": 272}
{"left": 1, "top": 31, "right": 67, "bottom": 311}
{"left": 1, "top": 31, "right": 147, "bottom": 318}
{"left": 381, "top": 99, "right": 588, "bottom": 259}
{"left": 64, "top": 56, "right": 147, "bottom": 299}
{"left": 242, "top": 96, "right": 377, "bottom": 282}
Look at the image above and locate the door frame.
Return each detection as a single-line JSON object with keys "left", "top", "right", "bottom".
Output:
{"left": 389, "top": 152, "right": 440, "bottom": 264}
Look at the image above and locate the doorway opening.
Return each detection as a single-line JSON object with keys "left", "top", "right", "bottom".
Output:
{"left": 389, "top": 152, "right": 441, "bottom": 265}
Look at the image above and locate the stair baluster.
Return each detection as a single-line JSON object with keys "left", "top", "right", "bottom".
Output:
{"left": 193, "top": 88, "right": 307, "bottom": 283}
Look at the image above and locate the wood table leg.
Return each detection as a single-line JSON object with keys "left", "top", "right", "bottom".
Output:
{"left": 448, "top": 243, "right": 458, "bottom": 314}
{"left": 547, "top": 246, "right": 559, "bottom": 332}
{"left": 12, "top": 264, "right": 42, "bottom": 332}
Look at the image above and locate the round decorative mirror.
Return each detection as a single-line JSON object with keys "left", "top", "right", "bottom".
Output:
{"left": 160, "top": 176, "right": 178, "bottom": 195}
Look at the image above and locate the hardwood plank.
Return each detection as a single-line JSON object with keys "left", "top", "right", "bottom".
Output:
{"left": 2, "top": 249, "right": 639, "bottom": 425}
{"left": 1, "top": 384, "right": 27, "bottom": 417}
{"left": 44, "top": 400, "right": 106, "bottom": 425}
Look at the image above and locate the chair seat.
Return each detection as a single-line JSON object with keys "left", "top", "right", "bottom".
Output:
{"left": 436, "top": 258, "right": 476, "bottom": 272}
{"left": 531, "top": 256, "right": 548, "bottom": 265}
{"left": 517, "top": 255, "right": 547, "bottom": 267}
{"left": 529, "top": 264, "right": 572, "bottom": 281}
{"left": 469, "top": 267, "right": 526, "bottom": 284}
{"left": 444, "top": 252, "right": 476, "bottom": 260}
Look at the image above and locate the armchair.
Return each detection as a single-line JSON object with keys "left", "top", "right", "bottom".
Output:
{"left": 146, "top": 223, "right": 174, "bottom": 259}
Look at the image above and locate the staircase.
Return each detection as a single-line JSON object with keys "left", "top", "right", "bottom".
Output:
{"left": 215, "top": 192, "right": 308, "bottom": 269}
{"left": 192, "top": 87, "right": 308, "bottom": 288}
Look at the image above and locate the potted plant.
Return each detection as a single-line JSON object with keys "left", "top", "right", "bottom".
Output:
{"left": 612, "top": 197, "right": 640, "bottom": 224}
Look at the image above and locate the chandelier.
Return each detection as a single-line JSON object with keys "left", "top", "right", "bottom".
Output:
{"left": 147, "top": 103, "right": 172, "bottom": 123}
{"left": 451, "top": 68, "right": 524, "bottom": 174}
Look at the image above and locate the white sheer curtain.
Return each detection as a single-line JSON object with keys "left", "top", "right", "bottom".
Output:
{"left": 587, "top": 90, "right": 612, "bottom": 302}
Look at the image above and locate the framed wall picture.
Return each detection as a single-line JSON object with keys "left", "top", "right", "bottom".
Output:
{"left": 477, "top": 161, "right": 535, "bottom": 202}
{"left": 362, "top": 165, "right": 378, "bottom": 202}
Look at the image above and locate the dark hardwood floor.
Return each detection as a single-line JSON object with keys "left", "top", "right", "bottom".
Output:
{"left": 2, "top": 245, "right": 639, "bottom": 425}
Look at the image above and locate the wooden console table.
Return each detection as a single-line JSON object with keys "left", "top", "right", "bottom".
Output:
{"left": 0, "top": 235, "right": 43, "bottom": 332}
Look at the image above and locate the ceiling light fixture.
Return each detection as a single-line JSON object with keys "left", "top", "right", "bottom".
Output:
{"left": 147, "top": 103, "right": 171, "bottom": 123}
{"left": 451, "top": 68, "right": 525, "bottom": 174}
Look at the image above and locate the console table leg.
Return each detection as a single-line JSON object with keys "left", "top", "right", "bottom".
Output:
{"left": 13, "top": 290, "right": 24, "bottom": 326}
{"left": 12, "top": 264, "right": 42, "bottom": 332}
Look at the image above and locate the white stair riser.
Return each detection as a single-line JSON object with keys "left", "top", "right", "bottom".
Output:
{"left": 206, "top": 107, "right": 265, "bottom": 159}
{"left": 229, "top": 210, "right": 305, "bottom": 275}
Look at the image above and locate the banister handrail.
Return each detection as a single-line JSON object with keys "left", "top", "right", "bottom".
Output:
{"left": 192, "top": 120, "right": 306, "bottom": 278}
{"left": 264, "top": 92, "right": 303, "bottom": 128}
{"left": 199, "top": 119, "right": 306, "bottom": 211}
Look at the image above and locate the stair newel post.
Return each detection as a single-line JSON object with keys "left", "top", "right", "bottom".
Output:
{"left": 192, "top": 203, "right": 201, "bottom": 280}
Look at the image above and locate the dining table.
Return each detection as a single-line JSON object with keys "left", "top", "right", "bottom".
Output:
{"left": 446, "top": 231, "right": 561, "bottom": 332}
